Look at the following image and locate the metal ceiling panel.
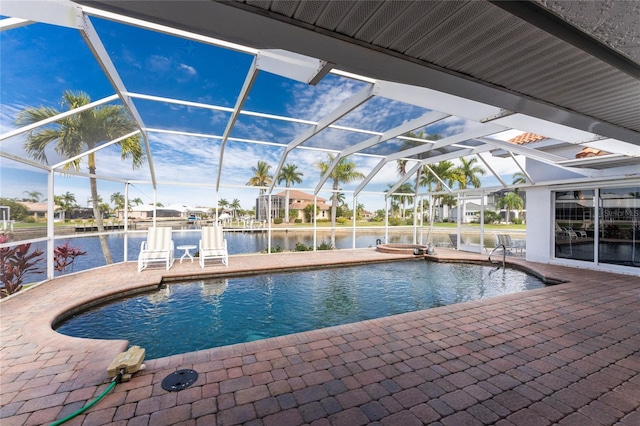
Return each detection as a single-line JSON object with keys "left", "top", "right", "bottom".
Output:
{"left": 227, "top": 0, "right": 640, "bottom": 138}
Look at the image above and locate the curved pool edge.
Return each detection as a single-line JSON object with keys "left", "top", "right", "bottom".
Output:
{"left": 3, "top": 249, "right": 639, "bottom": 426}
{"left": 3, "top": 249, "right": 566, "bottom": 381}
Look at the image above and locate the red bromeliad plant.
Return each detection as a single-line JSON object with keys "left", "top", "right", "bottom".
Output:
{"left": 0, "top": 234, "right": 44, "bottom": 298}
{"left": 0, "top": 235, "right": 88, "bottom": 297}
{"left": 54, "top": 242, "right": 87, "bottom": 274}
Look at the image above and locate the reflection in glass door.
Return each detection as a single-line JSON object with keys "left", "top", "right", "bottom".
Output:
{"left": 599, "top": 187, "right": 640, "bottom": 268}
{"left": 554, "top": 190, "right": 595, "bottom": 262}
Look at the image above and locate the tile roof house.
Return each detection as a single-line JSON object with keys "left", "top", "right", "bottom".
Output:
{"left": 260, "top": 190, "right": 332, "bottom": 223}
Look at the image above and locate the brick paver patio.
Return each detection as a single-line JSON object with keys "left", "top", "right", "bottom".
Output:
{"left": 1, "top": 248, "right": 639, "bottom": 425}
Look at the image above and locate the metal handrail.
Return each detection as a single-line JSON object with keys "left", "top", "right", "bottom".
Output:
{"left": 489, "top": 244, "right": 506, "bottom": 269}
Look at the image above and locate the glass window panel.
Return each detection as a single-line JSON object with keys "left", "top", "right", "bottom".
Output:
{"left": 599, "top": 187, "right": 640, "bottom": 268}
{"left": 554, "top": 190, "right": 594, "bottom": 262}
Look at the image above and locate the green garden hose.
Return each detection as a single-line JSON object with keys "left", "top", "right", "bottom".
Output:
{"left": 50, "top": 371, "right": 123, "bottom": 426}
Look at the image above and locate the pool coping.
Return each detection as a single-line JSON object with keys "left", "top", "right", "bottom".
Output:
{"left": 2, "top": 248, "right": 639, "bottom": 425}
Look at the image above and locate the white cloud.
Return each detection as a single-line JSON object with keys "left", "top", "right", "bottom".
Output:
{"left": 178, "top": 63, "right": 197, "bottom": 76}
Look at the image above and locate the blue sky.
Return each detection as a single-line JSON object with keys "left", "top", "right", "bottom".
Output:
{"left": 0, "top": 14, "right": 523, "bottom": 213}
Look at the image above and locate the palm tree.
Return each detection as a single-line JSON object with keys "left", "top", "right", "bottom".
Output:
{"left": 246, "top": 161, "right": 273, "bottom": 195}
{"left": 316, "top": 154, "right": 364, "bottom": 248}
{"left": 246, "top": 160, "right": 273, "bottom": 220}
{"left": 496, "top": 192, "right": 524, "bottom": 223}
{"left": 110, "top": 192, "right": 125, "bottom": 217}
{"left": 277, "top": 163, "right": 303, "bottom": 223}
{"left": 54, "top": 191, "right": 76, "bottom": 221}
{"left": 16, "top": 90, "right": 144, "bottom": 264}
{"left": 441, "top": 194, "right": 457, "bottom": 220}
{"left": 420, "top": 161, "right": 462, "bottom": 240}
{"left": 23, "top": 191, "right": 43, "bottom": 203}
{"left": 131, "top": 197, "right": 143, "bottom": 206}
{"left": 230, "top": 199, "right": 241, "bottom": 219}
{"left": 390, "top": 182, "right": 415, "bottom": 219}
{"left": 456, "top": 157, "right": 485, "bottom": 189}
{"left": 512, "top": 172, "right": 528, "bottom": 194}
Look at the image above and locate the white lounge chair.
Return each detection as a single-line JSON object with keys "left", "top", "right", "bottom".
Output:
{"left": 199, "top": 226, "right": 228, "bottom": 268}
{"left": 138, "top": 226, "right": 175, "bottom": 272}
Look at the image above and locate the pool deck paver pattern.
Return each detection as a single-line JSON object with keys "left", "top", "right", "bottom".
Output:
{"left": 1, "top": 248, "right": 639, "bottom": 425}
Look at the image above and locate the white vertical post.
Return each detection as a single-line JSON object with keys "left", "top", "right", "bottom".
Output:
{"left": 480, "top": 191, "right": 485, "bottom": 251}
{"left": 419, "top": 196, "right": 424, "bottom": 245}
{"left": 124, "top": 182, "right": 129, "bottom": 261}
{"left": 456, "top": 193, "right": 462, "bottom": 249}
{"left": 267, "top": 194, "right": 272, "bottom": 253}
{"left": 412, "top": 196, "right": 418, "bottom": 245}
{"left": 313, "top": 195, "right": 317, "bottom": 251}
{"left": 352, "top": 194, "right": 357, "bottom": 249}
{"left": 384, "top": 197, "right": 389, "bottom": 244}
{"left": 152, "top": 189, "right": 157, "bottom": 226}
{"left": 47, "top": 170, "right": 55, "bottom": 279}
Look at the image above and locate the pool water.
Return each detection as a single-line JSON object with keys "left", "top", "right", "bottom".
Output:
{"left": 55, "top": 261, "right": 545, "bottom": 359}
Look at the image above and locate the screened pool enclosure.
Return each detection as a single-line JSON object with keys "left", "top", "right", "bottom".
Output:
{"left": 1, "top": 1, "right": 639, "bottom": 279}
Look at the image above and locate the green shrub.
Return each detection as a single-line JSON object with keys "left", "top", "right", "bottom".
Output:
{"left": 294, "top": 219, "right": 302, "bottom": 223}
{"left": 336, "top": 217, "right": 348, "bottom": 224}
{"left": 0, "top": 198, "right": 29, "bottom": 221}
{"left": 273, "top": 217, "right": 283, "bottom": 224}
{"left": 474, "top": 211, "right": 501, "bottom": 224}
{"left": 317, "top": 240, "right": 333, "bottom": 250}
{"left": 388, "top": 217, "right": 403, "bottom": 226}
{"left": 24, "top": 217, "right": 36, "bottom": 223}
{"left": 294, "top": 242, "right": 312, "bottom": 251}
{"left": 316, "top": 219, "right": 330, "bottom": 223}
{"left": 511, "top": 217, "right": 523, "bottom": 225}
{"left": 263, "top": 245, "right": 282, "bottom": 253}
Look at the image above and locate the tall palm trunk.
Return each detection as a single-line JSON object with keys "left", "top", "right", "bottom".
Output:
{"left": 330, "top": 181, "right": 338, "bottom": 248}
{"left": 88, "top": 154, "right": 113, "bottom": 264}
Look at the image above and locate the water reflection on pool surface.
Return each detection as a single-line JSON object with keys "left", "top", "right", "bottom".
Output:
{"left": 55, "top": 260, "right": 545, "bottom": 359}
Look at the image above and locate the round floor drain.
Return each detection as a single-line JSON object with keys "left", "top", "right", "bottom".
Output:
{"left": 161, "top": 369, "right": 199, "bottom": 392}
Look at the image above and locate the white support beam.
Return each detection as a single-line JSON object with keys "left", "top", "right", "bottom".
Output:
{"left": 129, "top": 92, "right": 316, "bottom": 125}
{"left": 77, "top": 12, "right": 157, "bottom": 187}
{"left": 418, "top": 148, "right": 478, "bottom": 166}
{"left": 476, "top": 152, "right": 507, "bottom": 188}
{"left": 375, "top": 81, "right": 502, "bottom": 122}
{"left": 128, "top": 93, "right": 234, "bottom": 114}
{"left": 423, "top": 165, "right": 452, "bottom": 193}
{"left": 81, "top": 4, "right": 258, "bottom": 55}
{"left": 257, "top": 49, "right": 334, "bottom": 85}
{"left": 314, "top": 111, "right": 449, "bottom": 194}
{"left": 475, "top": 137, "right": 566, "bottom": 163}
{"left": 352, "top": 159, "right": 386, "bottom": 197}
{"left": 384, "top": 124, "right": 506, "bottom": 163}
{"left": 386, "top": 163, "right": 421, "bottom": 196}
{"left": 476, "top": 137, "right": 592, "bottom": 176}
{"left": 272, "top": 83, "right": 376, "bottom": 192}
{"left": 509, "top": 152, "right": 535, "bottom": 185}
{"left": 51, "top": 130, "right": 141, "bottom": 169}
{"left": 0, "top": 17, "right": 32, "bottom": 31}
{"left": 0, "top": 0, "right": 79, "bottom": 29}
{"left": 0, "top": 94, "right": 119, "bottom": 142}
{"left": 216, "top": 57, "right": 259, "bottom": 191}
{"left": 345, "top": 111, "right": 449, "bottom": 158}
{"left": 0, "top": 151, "right": 51, "bottom": 171}
{"left": 491, "top": 113, "right": 599, "bottom": 144}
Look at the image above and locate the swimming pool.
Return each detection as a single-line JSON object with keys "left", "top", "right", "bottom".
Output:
{"left": 55, "top": 260, "right": 545, "bottom": 359}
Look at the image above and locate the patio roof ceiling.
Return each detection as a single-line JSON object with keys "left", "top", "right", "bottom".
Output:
{"left": 1, "top": 0, "right": 639, "bottom": 203}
